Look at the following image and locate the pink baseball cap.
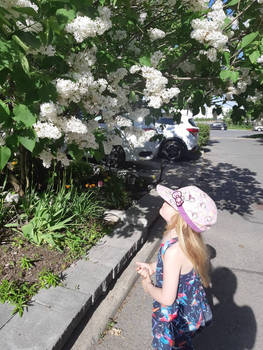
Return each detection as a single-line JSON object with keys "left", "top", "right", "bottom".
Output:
{"left": 157, "top": 184, "right": 217, "bottom": 233}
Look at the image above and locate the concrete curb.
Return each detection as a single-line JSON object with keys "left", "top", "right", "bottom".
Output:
{"left": 0, "top": 189, "right": 163, "bottom": 350}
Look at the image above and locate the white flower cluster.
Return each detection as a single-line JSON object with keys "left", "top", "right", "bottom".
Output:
{"left": 1, "top": 0, "right": 38, "bottom": 12}
{"left": 34, "top": 121, "right": 62, "bottom": 140}
{"left": 65, "top": 7, "right": 112, "bottom": 43}
{"left": 17, "top": 18, "right": 43, "bottom": 33}
{"left": 257, "top": 0, "right": 263, "bottom": 3}
{"left": 67, "top": 47, "right": 97, "bottom": 72}
{"left": 148, "top": 28, "right": 166, "bottom": 41}
{"left": 5, "top": 192, "right": 19, "bottom": 204}
{"left": 139, "top": 12, "right": 147, "bottom": 24}
{"left": 182, "top": 0, "right": 208, "bottom": 12}
{"left": 35, "top": 101, "right": 101, "bottom": 167}
{"left": 124, "top": 127, "right": 156, "bottom": 148}
{"left": 115, "top": 116, "right": 133, "bottom": 128}
{"left": 103, "top": 131, "right": 123, "bottom": 155}
{"left": 191, "top": 0, "right": 228, "bottom": 50}
{"left": 257, "top": 55, "right": 263, "bottom": 64}
{"left": 39, "top": 150, "right": 54, "bottom": 168}
{"left": 151, "top": 51, "right": 163, "bottom": 68}
{"left": 225, "top": 69, "right": 252, "bottom": 100}
{"left": 130, "top": 66, "right": 180, "bottom": 109}
{"left": 199, "top": 48, "right": 217, "bottom": 62}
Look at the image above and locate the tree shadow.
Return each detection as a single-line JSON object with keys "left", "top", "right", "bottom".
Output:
{"left": 194, "top": 267, "right": 257, "bottom": 350}
{"left": 163, "top": 158, "right": 263, "bottom": 216}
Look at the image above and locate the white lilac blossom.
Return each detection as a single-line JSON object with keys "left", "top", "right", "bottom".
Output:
{"left": 191, "top": 0, "right": 228, "bottom": 50}
{"left": 5, "top": 192, "right": 19, "bottom": 204}
{"left": 16, "top": 19, "right": 43, "bottom": 33}
{"left": 129, "top": 65, "right": 141, "bottom": 74}
{"left": 56, "top": 79, "right": 78, "bottom": 104}
{"left": 1, "top": 0, "right": 38, "bottom": 11}
{"left": 115, "top": 116, "right": 133, "bottom": 128}
{"left": 151, "top": 51, "right": 163, "bottom": 68}
{"left": 124, "top": 127, "right": 156, "bottom": 148}
{"left": 40, "top": 102, "right": 58, "bottom": 122}
{"left": 65, "top": 7, "right": 112, "bottom": 43}
{"left": 139, "top": 12, "right": 147, "bottom": 24}
{"left": 67, "top": 47, "right": 97, "bottom": 71}
{"left": 199, "top": 48, "right": 217, "bottom": 62}
{"left": 135, "top": 66, "right": 180, "bottom": 108}
{"left": 34, "top": 121, "right": 62, "bottom": 140}
{"left": 56, "top": 151, "right": 71, "bottom": 167}
{"left": 64, "top": 116, "right": 88, "bottom": 134}
{"left": 39, "top": 150, "right": 54, "bottom": 168}
{"left": 257, "top": 55, "right": 263, "bottom": 64}
{"left": 148, "top": 28, "right": 166, "bottom": 41}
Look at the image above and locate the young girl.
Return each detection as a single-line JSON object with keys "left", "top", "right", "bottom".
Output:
{"left": 136, "top": 184, "right": 217, "bottom": 350}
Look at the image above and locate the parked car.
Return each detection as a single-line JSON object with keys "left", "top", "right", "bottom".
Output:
{"left": 105, "top": 115, "right": 199, "bottom": 166}
{"left": 154, "top": 116, "right": 199, "bottom": 161}
{"left": 210, "top": 121, "right": 227, "bottom": 130}
{"left": 253, "top": 125, "right": 263, "bottom": 132}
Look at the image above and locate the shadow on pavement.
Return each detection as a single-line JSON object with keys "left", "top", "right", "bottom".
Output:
{"left": 194, "top": 267, "right": 257, "bottom": 350}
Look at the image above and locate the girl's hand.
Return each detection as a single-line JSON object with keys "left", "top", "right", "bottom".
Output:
{"left": 135, "top": 262, "right": 156, "bottom": 276}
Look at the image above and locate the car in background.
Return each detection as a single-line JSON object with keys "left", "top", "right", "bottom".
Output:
{"left": 101, "top": 115, "right": 199, "bottom": 166}
{"left": 154, "top": 116, "right": 199, "bottom": 161}
{"left": 253, "top": 125, "right": 263, "bottom": 132}
{"left": 210, "top": 121, "right": 227, "bottom": 130}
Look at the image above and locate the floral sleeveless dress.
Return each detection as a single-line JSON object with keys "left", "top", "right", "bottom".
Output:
{"left": 152, "top": 238, "right": 212, "bottom": 350}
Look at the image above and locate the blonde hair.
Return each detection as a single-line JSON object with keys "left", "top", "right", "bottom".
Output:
{"left": 165, "top": 212, "right": 210, "bottom": 287}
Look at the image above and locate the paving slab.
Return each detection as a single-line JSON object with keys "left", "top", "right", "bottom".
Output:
{"left": 0, "top": 303, "right": 15, "bottom": 329}
{"left": 0, "top": 287, "right": 89, "bottom": 350}
{"left": 63, "top": 260, "right": 113, "bottom": 303}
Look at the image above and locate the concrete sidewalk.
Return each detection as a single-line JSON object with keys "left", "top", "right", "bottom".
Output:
{"left": 0, "top": 159, "right": 202, "bottom": 350}
{"left": 87, "top": 134, "right": 263, "bottom": 350}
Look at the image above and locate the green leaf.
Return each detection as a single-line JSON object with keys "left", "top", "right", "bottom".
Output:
{"left": 227, "top": 0, "right": 238, "bottom": 6}
{"left": 223, "top": 51, "right": 230, "bottom": 67}
{"left": 18, "top": 136, "right": 36, "bottom": 152}
{"left": 220, "top": 70, "right": 239, "bottom": 83}
{"left": 13, "top": 105, "right": 36, "bottom": 127}
{"left": 4, "top": 223, "right": 18, "bottom": 228}
{"left": 12, "top": 6, "right": 37, "bottom": 17}
{"left": 12, "top": 35, "right": 29, "bottom": 52}
{"left": 0, "top": 146, "right": 11, "bottom": 170}
{"left": 240, "top": 32, "right": 259, "bottom": 49}
{"left": 139, "top": 55, "right": 151, "bottom": 67}
{"left": 21, "top": 222, "right": 34, "bottom": 238}
{"left": 0, "top": 100, "right": 10, "bottom": 124}
{"left": 17, "top": 32, "right": 41, "bottom": 49}
{"left": 56, "top": 9, "right": 76, "bottom": 23}
{"left": 249, "top": 50, "right": 260, "bottom": 64}
{"left": 19, "top": 53, "right": 30, "bottom": 75}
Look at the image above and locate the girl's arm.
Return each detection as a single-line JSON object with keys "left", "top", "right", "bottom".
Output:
{"left": 141, "top": 245, "right": 182, "bottom": 306}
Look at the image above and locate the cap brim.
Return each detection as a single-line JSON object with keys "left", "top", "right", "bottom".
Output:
{"left": 156, "top": 184, "right": 179, "bottom": 210}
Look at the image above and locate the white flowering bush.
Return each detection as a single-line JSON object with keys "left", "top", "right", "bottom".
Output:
{"left": 0, "top": 0, "right": 263, "bottom": 190}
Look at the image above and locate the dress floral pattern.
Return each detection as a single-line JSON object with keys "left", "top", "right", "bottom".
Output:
{"left": 152, "top": 238, "right": 212, "bottom": 349}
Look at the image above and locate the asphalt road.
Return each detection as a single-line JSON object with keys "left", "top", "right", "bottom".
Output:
{"left": 72, "top": 129, "right": 263, "bottom": 350}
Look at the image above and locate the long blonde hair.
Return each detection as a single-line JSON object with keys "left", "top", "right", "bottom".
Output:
{"left": 165, "top": 212, "right": 210, "bottom": 287}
